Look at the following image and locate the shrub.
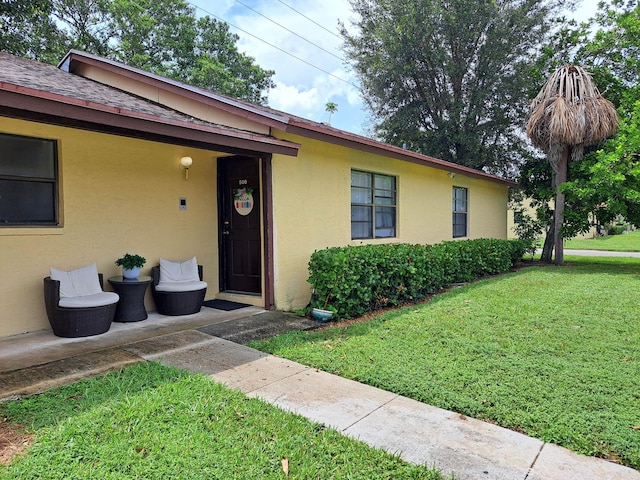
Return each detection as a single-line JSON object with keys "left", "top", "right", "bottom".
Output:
{"left": 606, "top": 223, "right": 628, "bottom": 236}
{"left": 308, "top": 239, "right": 523, "bottom": 319}
{"left": 512, "top": 211, "right": 544, "bottom": 257}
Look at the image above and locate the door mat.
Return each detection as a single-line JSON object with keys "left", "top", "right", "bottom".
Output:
{"left": 203, "top": 299, "right": 252, "bottom": 311}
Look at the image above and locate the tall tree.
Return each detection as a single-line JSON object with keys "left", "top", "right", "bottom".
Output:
{"left": 51, "top": 0, "right": 111, "bottom": 56}
{"left": 526, "top": 65, "right": 618, "bottom": 265}
{"left": 0, "top": 0, "right": 66, "bottom": 63}
{"left": 106, "top": 0, "right": 198, "bottom": 78}
{"left": 340, "top": 0, "right": 573, "bottom": 177}
{"left": 0, "top": 0, "right": 274, "bottom": 104}
{"left": 518, "top": 0, "right": 639, "bottom": 259}
{"left": 188, "top": 16, "right": 274, "bottom": 104}
{"left": 567, "top": 0, "right": 640, "bottom": 228}
{"left": 565, "top": 97, "right": 640, "bottom": 229}
{"left": 325, "top": 101, "right": 338, "bottom": 124}
{"left": 576, "top": 0, "right": 640, "bottom": 92}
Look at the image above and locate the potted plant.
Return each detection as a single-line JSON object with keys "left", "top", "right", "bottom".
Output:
{"left": 311, "top": 292, "right": 334, "bottom": 322}
{"left": 115, "top": 253, "right": 146, "bottom": 279}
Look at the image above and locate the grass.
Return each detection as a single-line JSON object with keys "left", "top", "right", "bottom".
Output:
{"left": 0, "top": 362, "right": 444, "bottom": 479}
{"left": 564, "top": 230, "right": 640, "bottom": 251}
{"left": 249, "top": 256, "right": 640, "bottom": 469}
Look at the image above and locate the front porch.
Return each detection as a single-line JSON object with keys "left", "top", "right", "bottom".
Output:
{"left": 0, "top": 305, "right": 320, "bottom": 402}
{"left": 0, "top": 305, "right": 264, "bottom": 374}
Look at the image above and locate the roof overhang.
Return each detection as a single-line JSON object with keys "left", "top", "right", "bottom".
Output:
{"left": 56, "top": 50, "right": 515, "bottom": 187}
{"left": 285, "top": 120, "right": 517, "bottom": 187}
{"left": 0, "top": 82, "right": 300, "bottom": 157}
{"left": 59, "top": 50, "right": 291, "bottom": 131}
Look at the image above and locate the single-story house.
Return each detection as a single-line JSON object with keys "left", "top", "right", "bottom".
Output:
{"left": 0, "top": 50, "right": 516, "bottom": 338}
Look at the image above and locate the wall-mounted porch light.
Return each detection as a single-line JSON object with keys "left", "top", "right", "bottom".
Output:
{"left": 180, "top": 156, "right": 193, "bottom": 180}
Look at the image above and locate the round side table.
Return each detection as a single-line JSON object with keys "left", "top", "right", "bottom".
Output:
{"left": 108, "top": 276, "right": 152, "bottom": 322}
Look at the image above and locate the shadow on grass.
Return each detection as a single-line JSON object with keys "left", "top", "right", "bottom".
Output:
{"left": 0, "top": 363, "right": 189, "bottom": 431}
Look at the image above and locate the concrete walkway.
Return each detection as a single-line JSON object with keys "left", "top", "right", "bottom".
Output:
{"left": 555, "top": 249, "right": 640, "bottom": 258}
{"left": 1, "top": 308, "right": 638, "bottom": 480}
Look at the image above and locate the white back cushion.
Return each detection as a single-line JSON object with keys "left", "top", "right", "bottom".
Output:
{"left": 50, "top": 263, "right": 103, "bottom": 298}
{"left": 159, "top": 257, "right": 199, "bottom": 283}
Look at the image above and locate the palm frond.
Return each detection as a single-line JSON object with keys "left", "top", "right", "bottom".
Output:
{"left": 526, "top": 65, "right": 619, "bottom": 155}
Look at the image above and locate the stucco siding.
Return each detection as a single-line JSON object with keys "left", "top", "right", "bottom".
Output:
{"left": 0, "top": 118, "right": 221, "bottom": 337}
{"left": 270, "top": 132, "right": 509, "bottom": 312}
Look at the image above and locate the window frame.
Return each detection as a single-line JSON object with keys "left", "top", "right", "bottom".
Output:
{"left": 351, "top": 169, "right": 397, "bottom": 240}
{"left": 452, "top": 186, "right": 468, "bottom": 238}
{"left": 513, "top": 209, "right": 524, "bottom": 224}
{"left": 0, "top": 132, "right": 59, "bottom": 227}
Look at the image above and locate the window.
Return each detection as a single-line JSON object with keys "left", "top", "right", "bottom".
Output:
{"left": 452, "top": 186, "right": 468, "bottom": 238}
{"left": 0, "top": 133, "right": 58, "bottom": 226}
{"left": 351, "top": 170, "right": 396, "bottom": 239}
{"left": 513, "top": 210, "right": 524, "bottom": 224}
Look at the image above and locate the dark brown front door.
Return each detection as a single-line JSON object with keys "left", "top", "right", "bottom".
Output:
{"left": 219, "top": 156, "right": 261, "bottom": 293}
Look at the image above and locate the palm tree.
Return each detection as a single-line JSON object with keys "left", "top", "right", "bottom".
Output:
{"left": 325, "top": 102, "right": 338, "bottom": 124}
{"left": 526, "top": 65, "right": 618, "bottom": 265}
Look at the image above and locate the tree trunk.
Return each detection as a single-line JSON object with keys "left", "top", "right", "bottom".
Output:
{"left": 553, "top": 147, "right": 570, "bottom": 265}
{"left": 541, "top": 223, "right": 554, "bottom": 262}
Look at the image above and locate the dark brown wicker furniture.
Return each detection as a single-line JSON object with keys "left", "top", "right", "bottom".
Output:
{"left": 151, "top": 265, "right": 206, "bottom": 316}
{"left": 108, "top": 276, "right": 152, "bottom": 322}
{"left": 44, "top": 274, "right": 116, "bottom": 337}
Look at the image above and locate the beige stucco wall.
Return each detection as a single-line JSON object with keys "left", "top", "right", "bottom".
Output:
{"left": 508, "top": 199, "right": 598, "bottom": 240}
{"left": 0, "top": 118, "right": 223, "bottom": 337}
{"left": 73, "top": 63, "right": 271, "bottom": 134}
{"left": 0, "top": 115, "right": 510, "bottom": 337}
{"left": 507, "top": 198, "right": 535, "bottom": 239}
{"left": 270, "top": 132, "right": 509, "bottom": 312}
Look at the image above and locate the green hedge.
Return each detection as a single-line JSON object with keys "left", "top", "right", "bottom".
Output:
{"left": 308, "top": 238, "right": 527, "bottom": 319}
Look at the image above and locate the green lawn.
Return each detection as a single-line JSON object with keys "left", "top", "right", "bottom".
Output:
{"left": 565, "top": 230, "right": 640, "bottom": 251}
{"left": 250, "top": 257, "right": 640, "bottom": 469}
{"left": 0, "top": 362, "right": 444, "bottom": 479}
{"left": 3, "top": 258, "right": 639, "bottom": 476}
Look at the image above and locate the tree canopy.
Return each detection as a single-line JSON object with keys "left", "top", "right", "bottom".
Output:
{"left": 340, "top": 0, "right": 573, "bottom": 178}
{"left": 0, "top": 0, "right": 64, "bottom": 64}
{"left": 519, "top": 0, "right": 640, "bottom": 255}
{"left": 0, "top": 0, "right": 274, "bottom": 104}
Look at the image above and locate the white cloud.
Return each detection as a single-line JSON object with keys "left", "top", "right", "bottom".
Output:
{"left": 269, "top": 82, "right": 320, "bottom": 113}
{"left": 190, "top": 0, "right": 603, "bottom": 137}
{"left": 191, "top": 0, "right": 367, "bottom": 134}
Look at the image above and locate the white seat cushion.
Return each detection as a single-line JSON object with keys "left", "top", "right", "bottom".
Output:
{"left": 50, "top": 263, "right": 103, "bottom": 298}
{"left": 155, "top": 281, "right": 207, "bottom": 293}
{"left": 159, "top": 257, "right": 200, "bottom": 283}
{"left": 59, "top": 292, "right": 119, "bottom": 308}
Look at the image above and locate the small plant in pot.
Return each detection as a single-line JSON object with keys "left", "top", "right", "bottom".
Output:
{"left": 115, "top": 253, "right": 146, "bottom": 279}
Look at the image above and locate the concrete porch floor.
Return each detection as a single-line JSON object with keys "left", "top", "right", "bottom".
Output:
{"left": 0, "top": 305, "right": 265, "bottom": 374}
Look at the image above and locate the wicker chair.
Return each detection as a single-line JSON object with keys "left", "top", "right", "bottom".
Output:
{"left": 44, "top": 273, "right": 118, "bottom": 337}
{"left": 151, "top": 264, "right": 207, "bottom": 316}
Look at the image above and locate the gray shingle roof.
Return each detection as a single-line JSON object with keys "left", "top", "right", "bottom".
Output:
{"left": 1, "top": 52, "right": 250, "bottom": 133}
{"left": 0, "top": 52, "right": 301, "bottom": 156}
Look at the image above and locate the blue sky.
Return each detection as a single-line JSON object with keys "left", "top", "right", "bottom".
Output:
{"left": 188, "top": 0, "right": 601, "bottom": 137}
